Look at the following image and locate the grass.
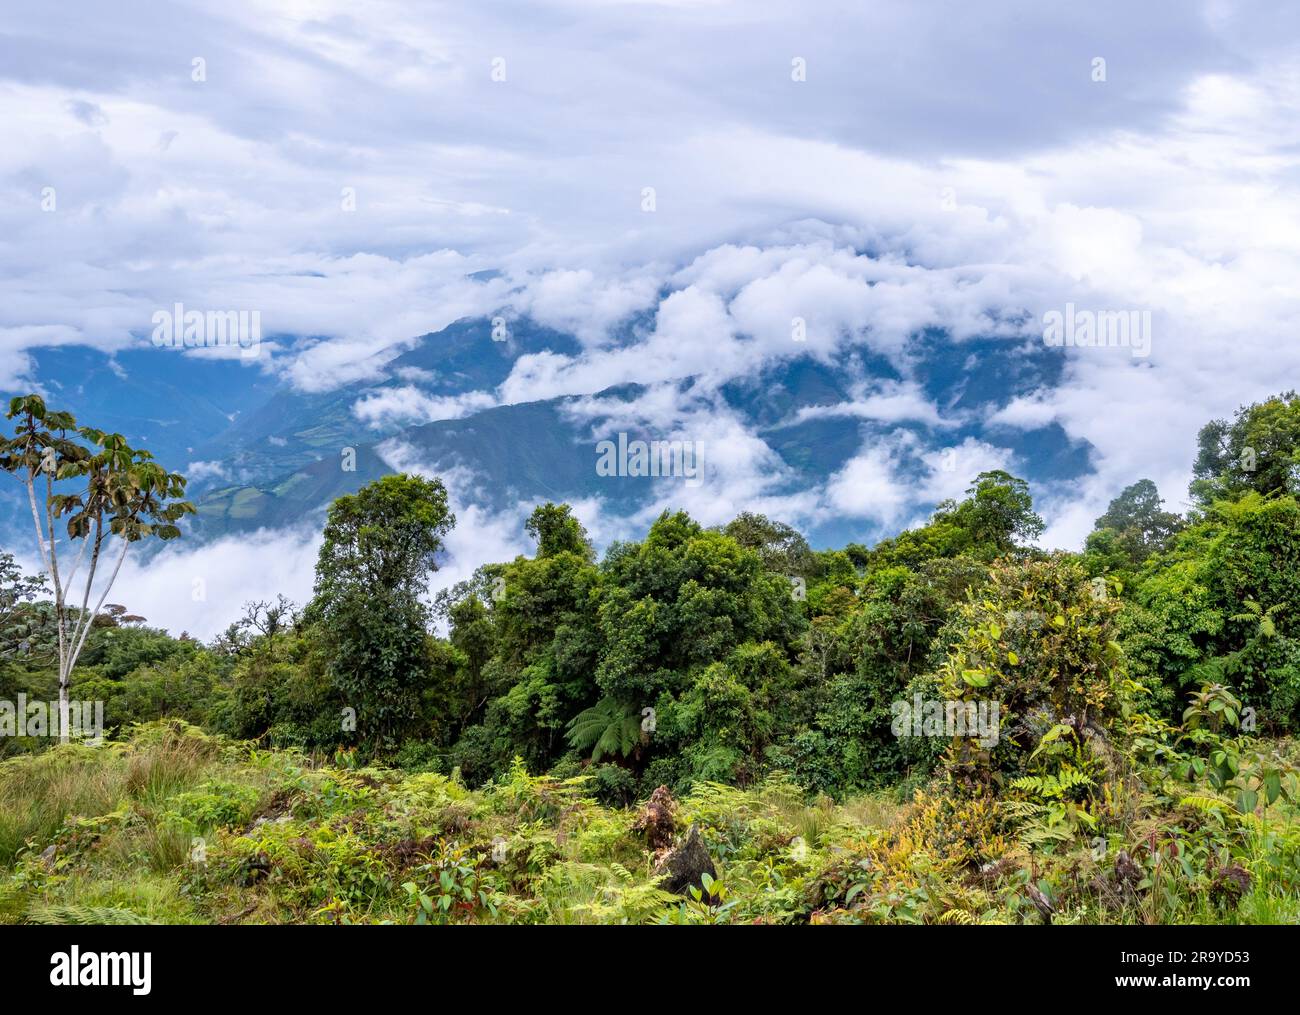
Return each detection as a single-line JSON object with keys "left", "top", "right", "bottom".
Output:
{"left": 0, "top": 723, "right": 221, "bottom": 866}
{"left": 2, "top": 720, "right": 1298, "bottom": 926}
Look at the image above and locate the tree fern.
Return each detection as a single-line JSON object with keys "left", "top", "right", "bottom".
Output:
{"left": 565, "top": 698, "right": 641, "bottom": 762}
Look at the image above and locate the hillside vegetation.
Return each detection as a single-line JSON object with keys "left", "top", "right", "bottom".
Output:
{"left": 3, "top": 392, "right": 1300, "bottom": 924}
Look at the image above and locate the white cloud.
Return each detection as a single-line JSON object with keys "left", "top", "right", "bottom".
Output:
{"left": 109, "top": 526, "right": 322, "bottom": 640}
{"left": 823, "top": 441, "right": 909, "bottom": 524}
{"left": 7, "top": 0, "right": 1300, "bottom": 631}
{"left": 795, "top": 380, "right": 950, "bottom": 428}
{"left": 184, "top": 460, "right": 230, "bottom": 483}
{"left": 352, "top": 386, "right": 496, "bottom": 428}
{"left": 917, "top": 438, "right": 1016, "bottom": 504}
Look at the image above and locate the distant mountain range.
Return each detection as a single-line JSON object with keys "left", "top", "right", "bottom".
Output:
{"left": 1, "top": 317, "right": 1094, "bottom": 553}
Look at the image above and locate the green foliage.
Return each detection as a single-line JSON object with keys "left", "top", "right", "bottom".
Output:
{"left": 311, "top": 474, "right": 455, "bottom": 752}
{"left": 1134, "top": 493, "right": 1300, "bottom": 730}
{"left": 525, "top": 502, "right": 594, "bottom": 560}
{"left": 934, "top": 554, "right": 1128, "bottom": 792}
{"left": 0, "top": 553, "right": 46, "bottom": 660}
{"left": 28, "top": 904, "right": 155, "bottom": 925}
{"left": 0, "top": 394, "right": 194, "bottom": 742}
{"left": 721, "top": 512, "right": 817, "bottom": 576}
{"left": 866, "top": 470, "right": 1043, "bottom": 568}
{"left": 565, "top": 698, "right": 642, "bottom": 763}
{"left": 1085, "top": 479, "right": 1184, "bottom": 573}
{"left": 0, "top": 726, "right": 1297, "bottom": 926}
{"left": 4, "top": 392, "right": 1300, "bottom": 925}
{"left": 1192, "top": 390, "right": 1300, "bottom": 505}
{"left": 402, "top": 839, "right": 507, "bottom": 924}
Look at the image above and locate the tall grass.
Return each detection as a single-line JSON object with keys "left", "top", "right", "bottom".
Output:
{"left": 0, "top": 723, "right": 218, "bottom": 865}
{"left": 0, "top": 745, "right": 125, "bottom": 865}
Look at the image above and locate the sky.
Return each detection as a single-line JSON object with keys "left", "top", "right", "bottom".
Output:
{"left": 3, "top": 0, "right": 1300, "bottom": 636}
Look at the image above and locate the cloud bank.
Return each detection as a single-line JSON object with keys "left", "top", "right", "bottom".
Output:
{"left": 3, "top": 0, "right": 1299, "bottom": 634}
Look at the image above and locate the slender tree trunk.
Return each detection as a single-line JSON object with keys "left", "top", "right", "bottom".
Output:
{"left": 25, "top": 470, "right": 70, "bottom": 743}
{"left": 45, "top": 467, "right": 72, "bottom": 746}
{"left": 68, "top": 535, "right": 126, "bottom": 683}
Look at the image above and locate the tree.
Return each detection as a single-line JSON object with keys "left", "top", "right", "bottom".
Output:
{"left": 872, "top": 470, "right": 1044, "bottom": 566}
{"left": 0, "top": 395, "right": 193, "bottom": 741}
{"left": 1085, "top": 479, "right": 1184, "bottom": 569}
{"left": 0, "top": 552, "right": 46, "bottom": 659}
{"left": 594, "top": 510, "right": 803, "bottom": 702}
{"left": 946, "top": 470, "right": 1045, "bottom": 553}
{"left": 721, "top": 512, "right": 817, "bottom": 576}
{"left": 1135, "top": 493, "right": 1300, "bottom": 728}
{"left": 566, "top": 697, "right": 642, "bottom": 762}
{"left": 311, "top": 473, "right": 455, "bottom": 751}
{"left": 1191, "top": 391, "right": 1300, "bottom": 505}
{"left": 934, "top": 554, "right": 1127, "bottom": 794}
{"left": 525, "top": 502, "right": 592, "bottom": 559}
{"left": 240, "top": 596, "right": 296, "bottom": 644}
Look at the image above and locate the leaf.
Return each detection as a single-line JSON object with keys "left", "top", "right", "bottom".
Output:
{"left": 1006, "top": 651, "right": 1019, "bottom": 666}
{"left": 1028, "top": 723, "right": 1073, "bottom": 760}
{"left": 988, "top": 622, "right": 1001, "bottom": 640}
{"left": 962, "top": 669, "right": 990, "bottom": 687}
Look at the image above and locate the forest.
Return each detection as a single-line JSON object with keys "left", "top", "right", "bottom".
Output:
{"left": 1, "top": 391, "right": 1299, "bottom": 925}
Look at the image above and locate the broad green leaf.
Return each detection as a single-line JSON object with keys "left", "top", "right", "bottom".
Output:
{"left": 962, "top": 669, "right": 990, "bottom": 687}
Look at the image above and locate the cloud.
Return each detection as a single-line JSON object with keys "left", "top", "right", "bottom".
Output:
{"left": 795, "top": 380, "right": 950, "bottom": 428}
{"left": 917, "top": 438, "right": 1017, "bottom": 504}
{"left": 823, "top": 441, "right": 909, "bottom": 524}
{"left": 509, "top": 269, "right": 661, "bottom": 347}
{"left": 184, "top": 460, "right": 231, "bottom": 483}
{"left": 108, "top": 526, "right": 323, "bottom": 640}
{"left": 64, "top": 99, "right": 107, "bottom": 128}
{"left": 6, "top": 0, "right": 1300, "bottom": 631}
{"left": 351, "top": 386, "right": 496, "bottom": 428}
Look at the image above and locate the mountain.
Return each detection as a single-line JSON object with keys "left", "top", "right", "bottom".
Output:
{"left": 1, "top": 317, "right": 1094, "bottom": 553}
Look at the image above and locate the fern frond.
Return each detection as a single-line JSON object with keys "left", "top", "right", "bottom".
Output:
{"left": 565, "top": 698, "right": 640, "bottom": 762}
{"left": 28, "top": 904, "right": 154, "bottom": 925}
{"left": 1178, "top": 794, "right": 1230, "bottom": 813}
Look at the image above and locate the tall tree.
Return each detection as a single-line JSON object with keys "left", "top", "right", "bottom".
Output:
{"left": 0, "top": 395, "right": 193, "bottom": 741}
{"left": 312, "top": 473, "right": 455, "bottom": 751}
{"left": 525, "top": 502, "right": 593, "bottom": 559}
{"left": 721, "top": 512, "right": 816, "bottom": 575}
{"left": 1085, "top": 479, "right": 1184, "bottom": 568}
